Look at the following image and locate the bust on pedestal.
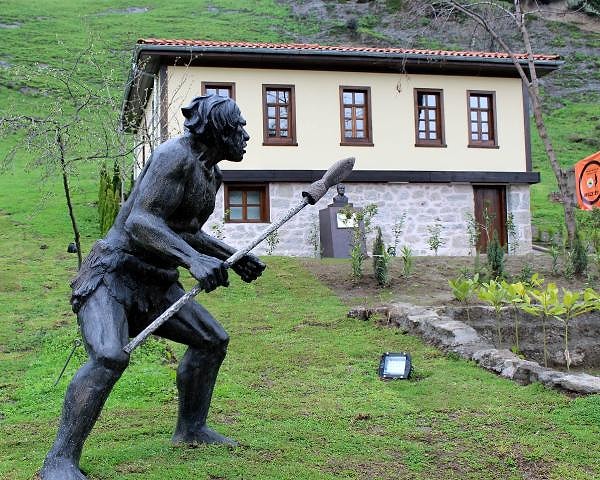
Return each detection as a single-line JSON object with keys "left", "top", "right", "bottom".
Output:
{"left": 319, "top": 184, "right": 358, "bottom": 258}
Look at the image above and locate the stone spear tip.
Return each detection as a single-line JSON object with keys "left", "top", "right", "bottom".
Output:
{"left": 302, "top": 157, "right": 356, "bottom": 205}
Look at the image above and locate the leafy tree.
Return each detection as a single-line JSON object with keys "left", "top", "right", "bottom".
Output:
{"left": 0, "top": 44, "right": 133, "bottom": 268}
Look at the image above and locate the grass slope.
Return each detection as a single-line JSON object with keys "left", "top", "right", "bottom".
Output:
{"left": 1, "top": 2, "right": 600, "bottom": 479}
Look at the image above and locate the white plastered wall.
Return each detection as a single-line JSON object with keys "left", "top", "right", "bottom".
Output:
{"left": 165, "top": 66, "right": 527, "bottom": 173}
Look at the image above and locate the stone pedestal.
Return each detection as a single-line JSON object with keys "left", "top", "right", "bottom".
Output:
{"left": 319, "top": 204, "right": 356, "bottom": 258}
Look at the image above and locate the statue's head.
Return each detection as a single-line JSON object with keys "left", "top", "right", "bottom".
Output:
{"left": 336, "top": 183, "right": 346, "bottom": 196}
{"left": 181, "top": 95, "right": 249, "bottom": 162}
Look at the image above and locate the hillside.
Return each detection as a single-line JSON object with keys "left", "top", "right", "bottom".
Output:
{"left": 1, "top": 3, "right": 600, "bottom": 479}
{"left": 1, "top": 0, "right": 599, "bottom": 239}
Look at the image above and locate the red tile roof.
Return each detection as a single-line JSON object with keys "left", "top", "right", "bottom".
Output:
{"left": 137, "top": 38, "right": 560, "bottom": 61}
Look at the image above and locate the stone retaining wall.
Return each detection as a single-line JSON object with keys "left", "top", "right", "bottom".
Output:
{"left": 206, "top": 182, "right": 533, "bottom": 256}
{"left": 348, "top": 303, "right": 600, "bottom": 394}
{"left": 441, "top": 306, "right": 600, "bottom": 369}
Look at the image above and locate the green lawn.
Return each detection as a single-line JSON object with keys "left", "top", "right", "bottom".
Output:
{"left": 1, "top": 1, "right": 600, "bottom": 479}
{"left": 0, "top": 156, "right": 599, "bottom": 479}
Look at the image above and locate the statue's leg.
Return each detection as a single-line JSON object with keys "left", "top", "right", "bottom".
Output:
{"left": 155, "top": 283, "right": 234, "bottom": 446}
{"left": 40, "top": 286, "right": 129, "bottom": 480}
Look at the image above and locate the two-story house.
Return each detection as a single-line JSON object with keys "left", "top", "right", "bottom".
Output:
{"left": 121, "top": 39, "right": 561, "bottom": 256}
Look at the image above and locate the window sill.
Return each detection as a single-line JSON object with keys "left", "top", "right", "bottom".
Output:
{"left": 468, "top": 144, "right": 499, "bottom": 149}
{"left": 225, "top": 220, "right": 270, "bottom": 224}
{"left": 340, "top": 141, "right": 374, "bottom": 147}
{"left": 262, "top": 141, "right": 298, "bottom": 147}
{"left": 414, "top": 143, "right": 447, "bottom": 148}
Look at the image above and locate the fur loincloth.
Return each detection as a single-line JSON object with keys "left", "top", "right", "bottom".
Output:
{"left": 71, "top": 240, "right": 179, "bottom": 314}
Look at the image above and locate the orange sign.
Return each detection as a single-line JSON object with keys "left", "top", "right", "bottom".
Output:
{"left": 575, "top": 151, "right": 600, "bottom": 210}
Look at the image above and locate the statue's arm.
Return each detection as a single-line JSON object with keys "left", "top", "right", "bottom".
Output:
{"left": 181, "top": 230, "right": 265, "bottom": 283}
{"left": 124, "top": 149, "right": 228, "bottom": 291}
{"left": 181, "top": 230, "right": 236, "bottom": 260}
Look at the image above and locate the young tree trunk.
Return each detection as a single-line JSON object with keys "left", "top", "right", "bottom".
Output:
{"left": 439, "top": 0, "right": 577, "bottom": 245}
{"left": 57, "top": 129, "right": 82, "bottom": 269}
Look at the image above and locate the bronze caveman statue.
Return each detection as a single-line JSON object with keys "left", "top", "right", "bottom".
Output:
{"left": 40, "top": 95, "right": 265, "bottom": 480}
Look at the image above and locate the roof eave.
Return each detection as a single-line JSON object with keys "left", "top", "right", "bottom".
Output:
{"left": 120, "top": 44, "right": 562, "bottom": 131}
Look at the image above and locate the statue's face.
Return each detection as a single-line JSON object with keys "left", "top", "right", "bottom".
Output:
{"left": 222, "top": 113, "right": 250, "bottom": 162}
{"left": 338, "top": 184, "right": 345, "bottom": 195}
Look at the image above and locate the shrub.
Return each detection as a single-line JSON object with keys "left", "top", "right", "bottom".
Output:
{"left": 571, "top": 233, "right": 588, "bottom": 276}
{"left": 98, "top": 161, "right": 122, "bottom": 235}
{"left": 372, "top": 227, "right": 391, "bottom": 286}
{"left": 487, "top": 230, "right": 505, "bottom": 278}
{"left": 400, "top": 246, "right": 414, "bottom": 277}
{"left": 426, "top": 218, "right": 445, "bottom": 256}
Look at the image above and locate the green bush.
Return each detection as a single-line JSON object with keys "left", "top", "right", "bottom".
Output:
{"left": 372, "top": 226, "right": 390, "bottom": 286}
{"left": 487, "top": 230, "right": 505, "bottom": 279}
{"left": 571, "top": 232, "right": 588, "bottom": 276}
{"left": 98, "top": 161, "right": 122, "bottom": 235}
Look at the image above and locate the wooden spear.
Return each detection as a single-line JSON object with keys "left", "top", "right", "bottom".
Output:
{"left": 123, "top": 157, "right": 355, "bottom": 354}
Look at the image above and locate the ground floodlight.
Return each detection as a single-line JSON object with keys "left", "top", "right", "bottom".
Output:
{"left": 378, "top": 352, "right": 412, "bottom": 380}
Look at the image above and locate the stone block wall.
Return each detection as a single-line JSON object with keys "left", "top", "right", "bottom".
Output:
{"left": 205, "top": 182, "right": 533, "bottom": 257}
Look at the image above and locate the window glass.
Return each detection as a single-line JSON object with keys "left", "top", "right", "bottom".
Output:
{"left": 247, "top": 206, "right": 261, "bottom": 220}
{"left": 415, "top": 90, "right": 443, "bottom": 145}
{"left": 340, "top": 87, "right": 371, "bottom": 144}
{"left": 263, "top": 86, "right": 295, "bottom": 144}
{"left": 246, "top": 191, "right": 260, "bottom": 203}
{"left": 229, "top": 206, "right": 242, "bottom": 220}
{"left": 225, "top": 185, "right": 268, "bottom": 223}
{"left": 229, "top": 191, "right": 243, "bottom": 204}
{"left": 202, "top": 83, "right": 234, "bottom": 100}
{"left": 468, "top": 92, "right": 495, "bottom": 146}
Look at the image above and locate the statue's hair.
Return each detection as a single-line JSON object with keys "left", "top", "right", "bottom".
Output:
{"left": 181, "top": 95, "right": 240, "bottom": 143}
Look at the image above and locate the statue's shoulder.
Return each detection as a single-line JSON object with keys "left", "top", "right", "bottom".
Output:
{"left": 150, "top": 137, "right": 193, "bottom": 172}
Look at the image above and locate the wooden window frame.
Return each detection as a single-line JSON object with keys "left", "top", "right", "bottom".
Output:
{"left": 262, "top": 85, "right": 297, "bottom": 146}
{"left": 339, "top": 86, "right": 373, "bottom": 146}
{"left": 467, "top": 90, "right": 498, "bottom": 148}
{"left": 414, "top": 88, "right": 446, "bottom": 147}
{"left": 224, "top": 183, "right": 270, "bottom": 223}
{"left": 201, "top": 82, "right": 236, "bottom": 100}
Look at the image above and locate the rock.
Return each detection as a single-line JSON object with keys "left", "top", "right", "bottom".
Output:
{"left": 557, "top": 373, "right": 600, "bottom": 394}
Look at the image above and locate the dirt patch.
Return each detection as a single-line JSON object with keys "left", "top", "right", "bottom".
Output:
{"left": 301, "top": 253, "right": 590, "bottom": 308}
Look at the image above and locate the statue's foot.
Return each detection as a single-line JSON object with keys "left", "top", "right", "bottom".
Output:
{"left": 39, "top": 456, "right": 88, "bottom": 480}
{"left": 172, "top": 425, "right": 238, "bottom": 446}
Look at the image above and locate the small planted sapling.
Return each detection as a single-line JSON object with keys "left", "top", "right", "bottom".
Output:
{"left": 506, "top": 212, "right": 519, "bottom": 254}
{"left": 487, "top": 230, "right": 505, "bottom": 279}
{"left": 341, "top": 203, "right": 378, "bottom": 280}
{"left": 550, "top": 288, "right": 597, "bottom": 371}
{"left": 372, "top": 226, "right": 391, "bottom": 286}
{"left": 390, "top": 212, "right": 407, "bottom": 256}
{"left": 426, "top": 218, "right": 445, "bottom": 256}
{"left": 477, "top": 279, "right": 509, "bottom": 347}
{"left": 400, "top": 245, "right": 414, "bottom": 278}
{"left": 448, "top": 274, "right": 479, "bottom": 324}
{"left": 520, "top": 283, "right": 559, "bottom": 368}
{"left": 501, "top": 281, "right": 527, "bottom": 354}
